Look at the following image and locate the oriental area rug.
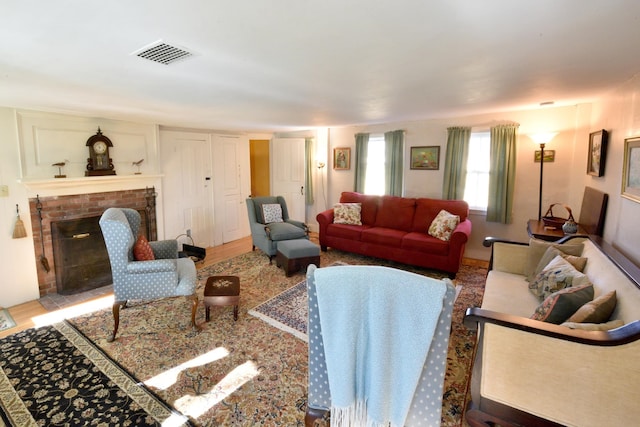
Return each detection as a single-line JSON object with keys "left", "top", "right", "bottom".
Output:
{"left": 0, "top": 320, "right": 191, "bottom": 426}
{"left": 66, "top": 249, "right": 485, "bottom": 426}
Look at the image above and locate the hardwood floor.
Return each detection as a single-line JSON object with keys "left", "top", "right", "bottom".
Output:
{"left": 1, "top": 233, "right": 486, "bottom": 339}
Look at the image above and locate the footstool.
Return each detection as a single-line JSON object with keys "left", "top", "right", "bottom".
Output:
{"left": 204, "top": 275, "right": 240, "bottom": 321}
{"left": 276, "top": 239, "right": 320, "bottom": 277}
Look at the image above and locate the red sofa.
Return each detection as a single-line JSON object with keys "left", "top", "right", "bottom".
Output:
{"left": 316, "top": 192, "right": 472, "bottom": 277}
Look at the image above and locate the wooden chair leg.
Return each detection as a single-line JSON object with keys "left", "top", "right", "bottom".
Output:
{"left": 190, "top": 294, "right": 200, "bottom": 332}
{"left": 305, "top": 407, "right": 329, "bottom": 427}
{"left": 108, "top": 300, "right": 126, "bottom": 342}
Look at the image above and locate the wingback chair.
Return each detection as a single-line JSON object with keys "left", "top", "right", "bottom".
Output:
{"left": 99, "top": 207, "right": 198, "bottom": 342}
{"left": 305, "top": 264, "right": 455, "bottom": 427}
{"left": 246, "top": 196, "right": 309, "bottom": 263}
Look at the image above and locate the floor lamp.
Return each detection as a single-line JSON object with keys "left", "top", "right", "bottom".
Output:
{"left": 530, "top": 132, "right": 558, "bottom": 220}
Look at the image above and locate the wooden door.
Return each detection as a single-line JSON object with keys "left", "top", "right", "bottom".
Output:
{"left": 271, "top": 138, "right": 306, "bottom": 222}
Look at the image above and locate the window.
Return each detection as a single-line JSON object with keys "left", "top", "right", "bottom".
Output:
{"left": 364, "top": 134, "right": 385, "bottom": 195}
{"left": 463, "top": 131, "right": 490, "bottom": 211}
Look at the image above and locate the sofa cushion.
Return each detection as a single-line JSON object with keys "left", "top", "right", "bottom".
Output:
{"left": 528, "top": 255, "right": 590, "bottom": 299}
{"left": 333, "top": 203, "right": 362, "bottom": 225}
{"left": 374, "top": 196, "right": 416, "bottom": 231}
{"left": 412, "top": 198, "right": 468, "bottom": 232}
{"left": 340, "top": 192, "right": 379, "bottom": 225}
{"left": 325, "top": 223, "right": 366, "bottom": 241}
{"left": 267, "top": 222, "right": 307, "bottom": 241}
{"left": 361, "top": 227, "right": 407, "bottom": 247}
{"left": 566, "top": 290, "right": 617, "bottom": 323}
{"left": 428, "top": 209, "right": 460, "bottom": 241}
{"left": 262, "top": 203, "right": 284, "bottom": 223}
{"left": 133, "top": 234, "right": 155, "bottom": 261}
{"left": 401, "top": 232, "right": 450, "bottom": 256}
{"left": 525, "top": 238, "right": 584, "bottom": 282}
{"left": 561, "top": 319, "right": 624, "bottom": 331}
{"left": 530, "top": 284, "right": 594, "bottom": 324}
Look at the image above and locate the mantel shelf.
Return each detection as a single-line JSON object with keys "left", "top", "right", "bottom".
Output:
{"left": 18, "top": 174, "right": 164, "bottom": 196}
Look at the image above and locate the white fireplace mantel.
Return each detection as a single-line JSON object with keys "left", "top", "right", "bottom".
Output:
{"left": 18, "top": 174, "right": 164, "bottom": 198}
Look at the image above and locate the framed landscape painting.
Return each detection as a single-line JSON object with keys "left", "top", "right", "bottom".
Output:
{"left": 622, "top": 136, "right": 640, "bottom": 203}
{"left": 410, "top": 146, "right": 440, "bottom": 170}
{"left": 587, "top": 129, "right": 608, "bottom": 177}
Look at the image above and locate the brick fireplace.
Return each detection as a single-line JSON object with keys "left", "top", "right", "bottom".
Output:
{"left": 29, "top": 188, "right": 157, "bottom": 297}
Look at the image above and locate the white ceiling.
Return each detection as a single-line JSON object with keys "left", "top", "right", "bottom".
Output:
{"left": 2, "top": 1, "right": 640, "bottom": 132}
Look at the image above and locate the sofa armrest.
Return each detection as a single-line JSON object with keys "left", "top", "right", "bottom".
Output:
{"left": 464, "top": 307, "right": 640, "bottom": 426}
{"left": 450, "top": 218, "right": 472, "bottom": 245}
{"left": 316, "top": 209, "right": 335, "bottom": 248}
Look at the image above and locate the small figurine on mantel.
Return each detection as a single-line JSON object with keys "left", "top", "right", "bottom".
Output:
{"left": 132, "top": 159, "right": 144, "bottom": 174}
{"left": 52, "top": 160, "right": 67, "bottom": 178}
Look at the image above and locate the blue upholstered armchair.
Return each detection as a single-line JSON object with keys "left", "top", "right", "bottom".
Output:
{"left": 246, "top": 196, "right": 309, "bottom": 263}
{"left": 99, "top": 207, "right": 198, "bottom": 342}
{"left": 305, "top": 264, "right": 455, "bottom": 427}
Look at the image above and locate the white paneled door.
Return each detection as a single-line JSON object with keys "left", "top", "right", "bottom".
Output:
{"left": 159, "top": 130, "right": 214, "bottom": 248}
{"left": 213, "top": 134, "right": 250, "bottom": 244}
{"left": 271, "top": 138, "right": 306, "bottom": 222}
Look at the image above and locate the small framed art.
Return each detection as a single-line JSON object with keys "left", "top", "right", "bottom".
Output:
{"left": 410, "top": 146, "right": 440, "bottom": 170}
{"left": 534, "top": 150, "right": 555, "bottom": 162}
{"left": 622, "top": 136, "right": 640, "bottom": 203}
{"left": 587, "top": 129, "right": 608, "bottom": 177}
{"left": 333, "top": 147, "right": 350, "bottom": 170}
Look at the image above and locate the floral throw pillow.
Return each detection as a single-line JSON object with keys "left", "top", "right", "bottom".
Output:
{"left": 530, "top": 284, "right": 594, "bottom": 324}
{"left": 333, "top": 203, "right": 362, "bottom": 225}
{"left": 428, "top": 209, "right": 460, "bottom": 241}
{"left": 262, "top": 203, "right": 284, "bottom": 223}
{"left": 528, "top": 255, "right": 590, "bottom": 299}
{"left": 133, "top": 234, "right": 155, "bottom": 261}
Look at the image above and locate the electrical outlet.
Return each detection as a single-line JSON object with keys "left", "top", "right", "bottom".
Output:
{"left": 186, "top": 229, "right": 191, "bottom": 238}
{"left": 0, "top": 185, "right": 8, "bottom": 197}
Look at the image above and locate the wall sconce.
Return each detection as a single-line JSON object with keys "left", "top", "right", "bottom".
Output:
{"left": 317, "top": 161, "right": 326, "bottom": 169}
{"left": 529, "top": 132, "right": 558, "bottom": 220}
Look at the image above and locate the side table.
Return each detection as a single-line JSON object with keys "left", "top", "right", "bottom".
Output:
{"left": 527, "top": 219, "right": 587, "bottom": 242}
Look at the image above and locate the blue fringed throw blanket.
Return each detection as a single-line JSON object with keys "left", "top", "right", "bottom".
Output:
{"left": 314, "top": 266, "right": 447, "bottom": 427}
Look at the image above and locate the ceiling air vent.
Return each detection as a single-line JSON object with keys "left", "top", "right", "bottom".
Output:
{"left": 133, "top": 41, "right": 194, "bottom": 65}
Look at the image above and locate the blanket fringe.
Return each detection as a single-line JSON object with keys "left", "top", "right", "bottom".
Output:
{"left": 331, "top": 400, "right": 395, "bottom": 427}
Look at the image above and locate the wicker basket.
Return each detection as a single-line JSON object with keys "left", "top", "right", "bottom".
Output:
{"left": 542, "top": 203, "right": 575, "bottom": 229}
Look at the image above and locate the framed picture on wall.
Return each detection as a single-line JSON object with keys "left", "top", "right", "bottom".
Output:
{"left": 622, "top": 136, "right": 640, "bottom": 203}
{"left": 410, "top": 146, "right": 440, "bottom": 170}
{"left": 587, "top": 129, "right": 608, "bottom": 177}
{"left": 333, "top": 147, "right": 350, "bottom": 170}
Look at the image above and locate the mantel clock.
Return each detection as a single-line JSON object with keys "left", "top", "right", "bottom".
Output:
{"left": 85, "top": 128, "right": 116, "bottom": 176}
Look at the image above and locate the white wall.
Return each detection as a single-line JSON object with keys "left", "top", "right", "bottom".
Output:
{"left": 323, "top": 104, "right": 593, "bottom": 261}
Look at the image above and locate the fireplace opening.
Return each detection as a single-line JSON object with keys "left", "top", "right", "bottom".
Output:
{"left": 51, "top": 210, "right": 149, "bottom": 295}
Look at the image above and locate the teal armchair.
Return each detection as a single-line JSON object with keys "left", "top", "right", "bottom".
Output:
{"left": 246, "top": 196, "right": 309, "bottom": 263}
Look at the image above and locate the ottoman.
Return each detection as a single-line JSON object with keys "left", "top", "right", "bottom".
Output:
{"left": 276, "top": 239, "right": 320, "bottom": 277}
{"left": 204, "top": 275, "right": 240, "bottom": 321}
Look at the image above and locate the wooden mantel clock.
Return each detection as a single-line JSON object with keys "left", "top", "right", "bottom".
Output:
{"left": 85, "top": 127, "right": 116, "bottom": 176}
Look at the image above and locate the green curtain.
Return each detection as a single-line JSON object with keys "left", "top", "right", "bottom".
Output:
{"left": 305, "top": 138, "right": 314, "bottom": 205}
{"left": 354, "top": 133, "right": 369, "bottom": 193}
{"left": 384, "top": 130, "right": 404, "bottom": 196}
{"left": 442, "top": 127, "right": 471, "bottom": 199}
{"left": 486, "top": 124, "right": 519, "bottom": 223}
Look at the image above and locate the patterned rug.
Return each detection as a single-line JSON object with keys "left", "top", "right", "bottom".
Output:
{"left": 0, "top": 308, "right": 16, "bottom": 332}
{"left": 0, "top": 320, "right": 192, "bottom": 426}
{"left": 67, "top": 248, "right": 486, "bottom": 426}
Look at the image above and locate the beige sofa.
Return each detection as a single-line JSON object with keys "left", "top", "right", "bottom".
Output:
{"left": 464, "top": 235, "right": 640, "bottom": 427}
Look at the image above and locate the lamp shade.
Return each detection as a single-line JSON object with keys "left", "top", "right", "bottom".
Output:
{"left": 529, "top": 132, "right": 558, "bottom": 145}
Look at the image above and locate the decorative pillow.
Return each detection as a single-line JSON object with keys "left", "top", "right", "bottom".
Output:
{"left": 566, "top": 290, "right": 617, "bottom": 323}
{"left": 525, "top": 238, "right": 584, "bottom": 282}
{"left": 133, "top": 234, "right": 155, "bottom": 261}
{"left": 262, "top": 203, "right": 284, "bottom": 223}
{"left": 530, "top": 284, "right": 594, "bottom": 324}
{"left": 561, "top": 319, "right": 624, "bottom": 331}
{"left": 532, "top": 246, "right": 587, "bottom": 280}
{"left": 528, "top": 255, "right": 590, "bottom": 299}
{"left": 333, "top": 203, "right": 362, "bottom": 225}
{"left": 428, "top": 209, "right": 460, "bottom": 241}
